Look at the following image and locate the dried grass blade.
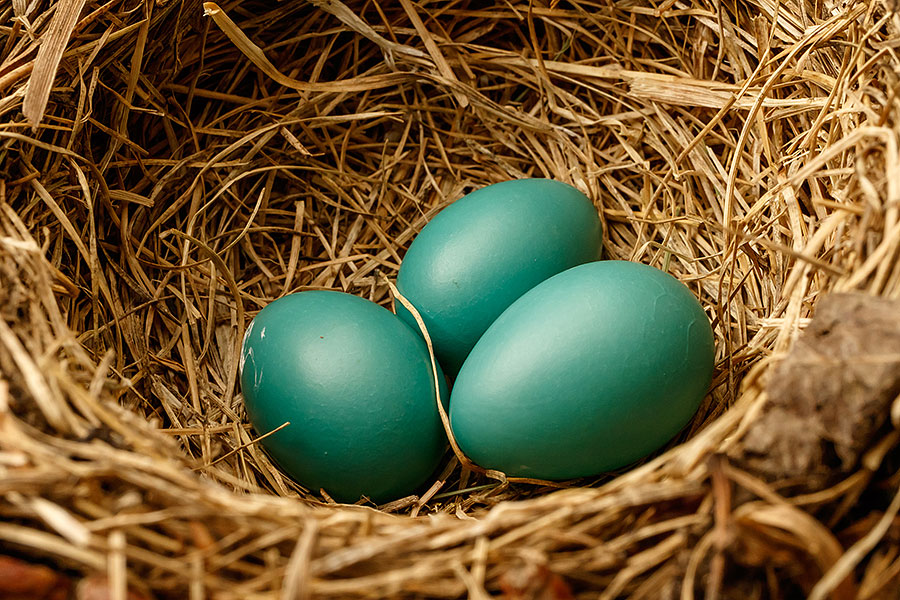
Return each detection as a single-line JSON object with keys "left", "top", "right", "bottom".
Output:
{"left": 0, "top": 318, "right": 66, "bottom": 430}
{"left": 0, "top": 523, "right": 105, "bottom": 571}
{"left": 28, "top": 497, "right": 93, "bottom": 547}
{"left": 397, "top": 0, "right": 468, "bottom": 107}
{"left": 203, "top": 2, "right": 409, "bottom": 94}
{"left": 107, "top": 189, "right": 154, "bottom": 207}
{"left": 23, "top": 0, "right": 87, "bottom": 128}
{"left": 281, "top": 522, "right": 318, "bottom": 600}
{"left": 305, "top": 0, "right": 426, "bottom": 62}
{"left": 809, "top": 484, "right": 900, "bottom": 600}
{"left": 202, "top": 2, "right": 313, "bottom": 94}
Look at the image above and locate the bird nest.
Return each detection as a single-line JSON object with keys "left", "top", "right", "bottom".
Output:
{"left": 2, "top": 1, "right": 900, "bottom": 598}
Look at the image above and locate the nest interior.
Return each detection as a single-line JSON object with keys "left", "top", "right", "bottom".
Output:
{"left": 2, "top": 0, "right": 900, "bottom": 598}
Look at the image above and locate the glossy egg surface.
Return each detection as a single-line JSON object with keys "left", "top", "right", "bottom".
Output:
{"left": 449, "top": 261, "right": 715, "bottom": 480}
{"left": 240, "top": 291, "right": 448, "bottom": 502}
{"left": 396, "top": 179, "right": 602, "bottom": 375}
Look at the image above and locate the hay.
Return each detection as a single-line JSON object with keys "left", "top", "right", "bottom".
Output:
{"left": 2, "top": 0, "right": 900, "bottom": 597}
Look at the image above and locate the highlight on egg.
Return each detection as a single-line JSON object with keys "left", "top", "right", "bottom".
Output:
{"left": 448, "top": 260, "right": 715, "bottom": 480}
{"left": 395, "top": 178, "right": 603, "bottom": 376}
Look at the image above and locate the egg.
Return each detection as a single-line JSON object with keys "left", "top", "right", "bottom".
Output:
{"left": 449, "top": 261, "right": 715, "bottom": 480}
{"left": 239, "top": 291, "right": 448, "bottom": 502}
{"left": 396, "top": 179, "right": 603, "bottom": 376}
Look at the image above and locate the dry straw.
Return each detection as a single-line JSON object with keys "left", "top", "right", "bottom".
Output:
{"left": 2, "top": 0, "right": 900, "bottom": 597}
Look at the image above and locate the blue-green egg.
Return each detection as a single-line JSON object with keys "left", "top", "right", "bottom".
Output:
{"left": 239, "top": 291, "right": 448, "bottom": 503}
{"left": 396, "top": 179, "right": 603, "bottom": 376}
{"left": 449, "top": 261, "right": 715, "bottom": 480}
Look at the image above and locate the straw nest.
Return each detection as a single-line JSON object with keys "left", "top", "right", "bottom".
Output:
{"left": 2, "top": 0, "right": 900, "bottom": 598}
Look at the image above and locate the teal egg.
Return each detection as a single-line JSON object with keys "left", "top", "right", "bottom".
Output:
{"left": 449, "top": 261, "right": 715, "bottom": 480}
{"left": 396, "top": 179, "right": 602, "bottom": 376}
{"left": 239, "top": 291, "right": 448, "bottom": 503}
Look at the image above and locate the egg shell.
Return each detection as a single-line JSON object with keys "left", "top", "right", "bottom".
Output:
{"left": 396, "top": 179, "right": 603, "bottom": 375}
{"left": 239, "top": 291, "right": 448, "bottom": 503}
{"left": 449, "top": 260, "right": 715, "bottom": 480}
